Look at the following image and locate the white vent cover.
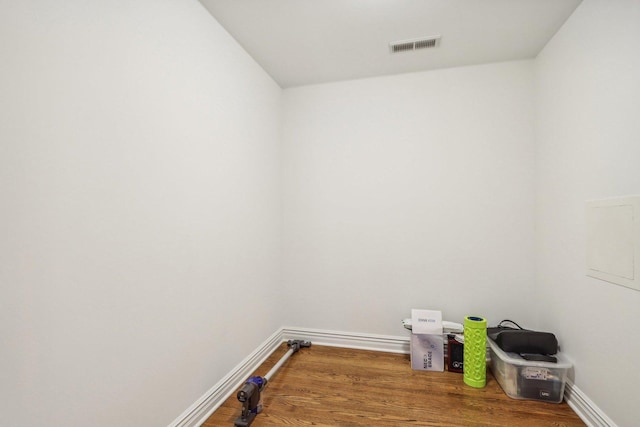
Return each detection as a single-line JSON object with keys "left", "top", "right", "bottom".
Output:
{"left": 390, "top": 35, "right": 441, "bottom": 53}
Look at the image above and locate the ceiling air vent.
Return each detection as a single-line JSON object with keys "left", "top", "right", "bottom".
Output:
{"left": 390, "top": 35, "right": 441, "bottom": 53}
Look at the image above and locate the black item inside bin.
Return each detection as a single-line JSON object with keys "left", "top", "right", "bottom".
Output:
{"left": 487, "top": 326, "right": 558, "bottom": 355}
{"left": 518, "top": 376, "right": 563, "bottom": 401}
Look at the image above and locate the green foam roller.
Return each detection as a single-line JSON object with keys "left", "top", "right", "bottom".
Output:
{"left": 463, "top": 315, "right": 487, "bottom": 388}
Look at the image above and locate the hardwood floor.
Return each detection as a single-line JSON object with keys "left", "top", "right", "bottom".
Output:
{"left": 204, "top": 343, "right": 585, "bottom": 426}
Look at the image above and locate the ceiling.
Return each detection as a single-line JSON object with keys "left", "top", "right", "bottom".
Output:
{"left": 199, "top": 0, "right": 582, "bottom": 88}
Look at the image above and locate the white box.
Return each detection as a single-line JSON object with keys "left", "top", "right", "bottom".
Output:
{"left": 410, "top": 309, "right": 444, "bottom": 371}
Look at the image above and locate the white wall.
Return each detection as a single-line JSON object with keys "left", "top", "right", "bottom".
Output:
{"left": 282, "top": 61, "right": 537, "bottom": 335}
{"left": 535, "top": 1, "right": 640, "bottom": 426}
{"left": 0, "top": 1, "right": 282, "bottom": 426}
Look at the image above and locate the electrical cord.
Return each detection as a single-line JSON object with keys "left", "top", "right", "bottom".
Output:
{"left": 498, "top": 319, "right": 524, "bottom": 330}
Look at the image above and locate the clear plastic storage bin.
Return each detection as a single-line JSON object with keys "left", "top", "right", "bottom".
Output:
{"left": 488, "top": 338, "right": 571, "bottom": 403}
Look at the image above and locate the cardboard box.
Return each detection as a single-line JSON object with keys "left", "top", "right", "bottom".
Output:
{"left": 410, "top": 309, "right": 444, "bottom": 371}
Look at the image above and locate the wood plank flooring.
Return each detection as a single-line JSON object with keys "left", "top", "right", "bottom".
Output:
{"left": 204, "top": 343, "right": 585, "bottom": 426}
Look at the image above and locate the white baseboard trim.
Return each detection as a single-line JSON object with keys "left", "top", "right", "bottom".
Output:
{"left": 167, "top": 329, "right": 284, "bottom": 427}
{"left": 564, "top": 380, "right": 617, "bottom": 427}
{"left": 169, "top": 326, "right": 614, "bottom": 427}
{"left": 281, "top": 326, "right": 410, "bottom": 354}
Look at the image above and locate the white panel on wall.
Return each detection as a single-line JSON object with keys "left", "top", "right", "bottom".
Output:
{"left": 586, "top": 196, "right": 640, "bottom": 291}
